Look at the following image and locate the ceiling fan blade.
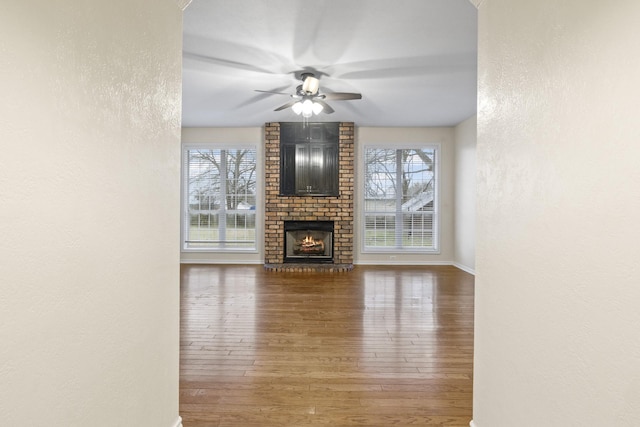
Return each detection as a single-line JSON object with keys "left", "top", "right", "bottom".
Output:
{"left": 274, "top": 100, "right": 299, "bottom": 112}
{"left": 255, "top": 89, "right": 292, "bottom": 96}
{"left": 183, "top": 51, "right": 279, "bottom": 75}
{"left": 315, "top": 100, "right": 335, "bottom": 114}
{"left": 236, "top": 85, "right": 293, "bottom": 109}
{"left": 322, "top": 92, "right": 362, "bottom": 101}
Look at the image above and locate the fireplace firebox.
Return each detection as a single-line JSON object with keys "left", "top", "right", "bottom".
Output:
{"left": 283, "top": 220, "right": 334, "bottom": 263}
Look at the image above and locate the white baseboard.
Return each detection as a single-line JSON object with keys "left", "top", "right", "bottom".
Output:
{"left": 180, "top": 259, "right": 263, "bottom": 265}
{"left": 354, "top": 260, "right": 455, "bottom": 266}
{"left": 453, "top": 262, "right": 475, "bottom": 275}
{"left": 172, "top": 416, "right": 183, "bottom": 427}
{"left": 470, "top": 420, "right": 478, "bottom": 427}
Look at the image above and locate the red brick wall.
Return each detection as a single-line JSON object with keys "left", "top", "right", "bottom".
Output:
{"left": 264, "top": 122, "right": 354, "bottom": 269}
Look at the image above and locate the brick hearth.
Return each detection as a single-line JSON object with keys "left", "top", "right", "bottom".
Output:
{"left": 264, "top": 122, "right": 354, "bottom": 271}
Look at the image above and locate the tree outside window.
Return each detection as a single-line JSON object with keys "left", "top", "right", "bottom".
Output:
{"left": 184, "top": 147, "right": 257, "bottom": 250}
{"left": 364, "top": 147, "right": 438, "bottom": 251}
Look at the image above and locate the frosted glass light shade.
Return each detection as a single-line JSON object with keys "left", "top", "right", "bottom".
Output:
{"left": 301, "top": 99, "right": 314, "bottom": 118}
{"left": 291, "top": 100, "right": 323, "bottom": 117}
{"left": 302, "top": 76, "right": 320, "bottom": 95}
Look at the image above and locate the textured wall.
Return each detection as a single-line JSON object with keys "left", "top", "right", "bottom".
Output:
{"left": 473, "top": 0, "right": 640, "bottom": 426}
{"left": 0, "top": 1, "right": 182, "bottom": 425}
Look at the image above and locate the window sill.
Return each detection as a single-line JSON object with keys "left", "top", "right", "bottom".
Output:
{"left": 362, "top": 248, "right": 441, "bottom": 255}
{"left": 182, "top": 248, "right": 259, "bottom": 254}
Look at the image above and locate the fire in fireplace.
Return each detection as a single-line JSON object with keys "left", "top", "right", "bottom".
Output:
{"left": 284, "top": 220, "right": 333, "bottom": 263}
{"left": 297, "top": 234, "right": 326, "bottom": 255}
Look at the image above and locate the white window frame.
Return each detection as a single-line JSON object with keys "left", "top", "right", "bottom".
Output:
{"left": 362, "top": 143, "right": 440, "bottom": 254}
{"left": 181, "top": 143, "right": 259, "bottom": 252}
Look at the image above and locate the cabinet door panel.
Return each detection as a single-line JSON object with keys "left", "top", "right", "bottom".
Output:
{"left": 279, "top": 122, "right": 339, "bottom": 196}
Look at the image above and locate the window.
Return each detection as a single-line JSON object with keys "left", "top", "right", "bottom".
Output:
{"left": 183, "top": 146, "right": 257, "bottom": 250}
{"left": 363, "top": 146, "right": 438, "bottom": 252}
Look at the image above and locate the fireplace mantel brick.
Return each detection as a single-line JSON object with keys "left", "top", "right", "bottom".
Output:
{"left": 264, "top": 122, "right": 354, "bottom": 271}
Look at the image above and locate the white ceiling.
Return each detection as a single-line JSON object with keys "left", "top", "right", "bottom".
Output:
{"left": 182, "top": 0, "right": 477, "bottom": 128}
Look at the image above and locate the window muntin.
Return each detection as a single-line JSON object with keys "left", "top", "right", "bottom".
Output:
{"left": 363, "top": 147, "right": 438, "bottom": 252}
{"left": 184, "top": 147, "right": 257, "bottom": 250}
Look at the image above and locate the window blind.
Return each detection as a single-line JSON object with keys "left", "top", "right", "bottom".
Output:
{"left": 184, "top": 148, "right": 257, "bottom": 250}
{"left": 363, "top": 147, "right": 438, "bottom": 251}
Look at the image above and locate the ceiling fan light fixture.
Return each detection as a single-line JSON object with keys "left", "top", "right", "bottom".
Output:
{"left": 301, "top": 99, "right": 314, "bottom": 117}
{"left": 265, "top": 70, "right": 361, "bottom": 117}
{"left": 302, "top": 76, "right": 320, "bottom": 95}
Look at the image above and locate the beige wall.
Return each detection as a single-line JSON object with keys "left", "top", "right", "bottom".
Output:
{"left": 473, "top": 0, "right": 640, "bottom": 426}
{"left": 454, "top": 115, "right": 477, "bottom": 273}
{"left": 355, "top": 127, "right": 456, "bottom": 265}
{"left": 181, "top": 125, "right": 461, "bottom": 266}
{"left": 0, "top": 1, "right": 182, "bottom": 426}
{"left": 181, "top": 127, "right": 264, "bottom": 264}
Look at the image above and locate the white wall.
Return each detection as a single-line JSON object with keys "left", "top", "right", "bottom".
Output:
{"left": 0, "top": 2, "right": 182, "bottom": 426}
{"left": 180, "top": 127, "right": 264, "bottom": 264}
{"left": 473, "top": 1, "right": 640, "bottom": 426}
{"left": 454, "top": 115, "right": 477, "bottom": 274}
{"left": 355, "top": 127, "right": 456, "bottom": 265}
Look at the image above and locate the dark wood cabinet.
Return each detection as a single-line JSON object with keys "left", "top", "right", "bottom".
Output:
{"left": 279, "top": 122, "right": 339, "bottom": 196}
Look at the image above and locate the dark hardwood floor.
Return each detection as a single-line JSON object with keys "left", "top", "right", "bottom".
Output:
{"left": 180, "top": 265, "right": 474, "bottom": 427}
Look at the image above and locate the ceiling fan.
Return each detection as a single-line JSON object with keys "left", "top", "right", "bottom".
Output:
{"left": 257, "top": 72, "right": 362, "bottom": 118}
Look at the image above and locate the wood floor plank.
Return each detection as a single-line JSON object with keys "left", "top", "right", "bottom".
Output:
{"left": 180, "top": 265, "right": 474, "bottom": 427}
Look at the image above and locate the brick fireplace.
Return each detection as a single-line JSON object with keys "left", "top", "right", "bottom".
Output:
{"left": 264, "top": 122, "right": 354, "bottom": 272}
